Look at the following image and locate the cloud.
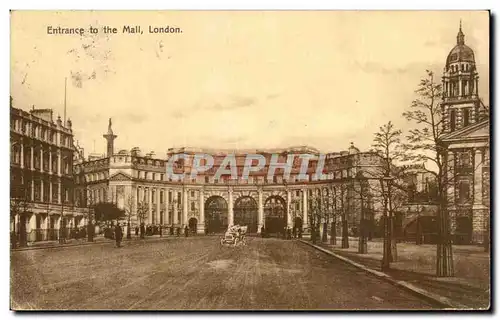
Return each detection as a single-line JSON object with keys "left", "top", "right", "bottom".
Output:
{"left": 117, "top": 112, "right": 148, "bottom": 124}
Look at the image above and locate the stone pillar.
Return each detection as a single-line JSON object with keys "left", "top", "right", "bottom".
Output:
{"left": 446, "top": 151, "right": 455, "bottom": 205}
{"left": 48, "top": 149, "right": 52, "bottom": 173}
{"left": 30, "top": 146, "right": 34, "bottom": 170}
{"left": 148, "top": 188, "right": 152, "bottom": 224}
{"left": 40, "top": 148, "right": 44, "bottom": 172}
{"left": 156, "top": 188, "right": 160, "bottom": 224}
{"left": 58, "top": 181, "right": 62, "bottom": 204}
{"left": 165, "top": 188, "right": 170, "bottom": 224}
{"left": 198, "top": 189, "right": 205, "bottom": 234}
{"left": 473, "top": 149, "right": 483, "bottom": 206}
{"left": 183, "top": 188, "right": 188, "bottom": 227}
{"left": 258, "top": 188, "right": 263, "bottom": 232}
{"left": 286, "top": 189, "right": 292, "bottom": 227}
{"left": 173, "top": 192, "right": 179, "bottom": 226}
{"left": 228, "top": 188, "right": 234, "bottom": 226}
{"left": 302, "top": 189, "right": 308, "bottom": 228}
{"left": 57, "top": 150, "right": 61, "bottom": 175}
{"left": 134, "top": 186, "right": 138, "bottom": 222}
{"left": 49, "top": 181, "right": 53, "bottom": 203}
{"left": 20, "top": 143, "right": 24, "bottom": 169}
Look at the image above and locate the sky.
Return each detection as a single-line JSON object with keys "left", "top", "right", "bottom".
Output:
{"left": 10, "top": 11, "right": 490, "bottom": 157}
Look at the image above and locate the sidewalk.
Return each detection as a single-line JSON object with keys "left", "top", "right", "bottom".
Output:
{"left": 11, "top": 234, "right": 203, "bottom": 251}
{"left": 304, "top": 236, "right": 490, "bottom": 309}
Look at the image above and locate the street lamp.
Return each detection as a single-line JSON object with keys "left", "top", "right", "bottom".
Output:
{"left": 380, "top": 175, "right": 393, "bottom": 271}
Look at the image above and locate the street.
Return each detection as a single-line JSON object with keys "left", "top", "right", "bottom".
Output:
{"left": 11, "top": 237, "right": 436, "bottom": 310}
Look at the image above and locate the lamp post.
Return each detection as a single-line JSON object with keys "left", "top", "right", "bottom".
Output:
{"left": 380, "top": 175, "right": 393, "bottom": 271}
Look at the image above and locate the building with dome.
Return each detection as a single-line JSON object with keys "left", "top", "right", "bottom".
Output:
{"left": 439, "top": 22, "right": 490, "bottom": 244}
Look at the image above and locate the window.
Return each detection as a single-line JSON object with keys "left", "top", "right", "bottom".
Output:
{"left": 152, "top": 173, "right": 156, "bottom": 181}
{"left": 450, "top": 110, "right": 456, "bottom": 131}
{"left": 191, "top": 202, "right": 195, "bottom": 211}
{"left": 205, "top": 176, "right": 209, "bottom": 183}
{"left": 463, "top": 108, "right": 470, "bottom": 127}
{"left": 191, "top": 191, "right": 195, "bottom": 197}
{"left": 168, "top": 191, "right": 172, "bottom": 202}
{"left": 160, "top": 191, "right": 164, "bottom": 203}
{"left": 160, "top": 174, "right": 164, "bottom": 181}
{"left": 296, "top": 190, "right": 300, "bottom": 197}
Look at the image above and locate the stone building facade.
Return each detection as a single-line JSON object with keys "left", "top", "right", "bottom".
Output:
{"left": 10, "top": 104, "right": 88, "bottom": 242}
{"left": 74, "top": 121, "right": 386, "bottom": 235}
{"left": 439, "top": 24, "right": 490, "bottom": 244}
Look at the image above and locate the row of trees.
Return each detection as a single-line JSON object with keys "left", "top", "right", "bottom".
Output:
{"left": 305, "top": 70, "right": 489, "bottom": 277}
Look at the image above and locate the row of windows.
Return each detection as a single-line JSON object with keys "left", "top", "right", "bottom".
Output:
{"left": 11, "top": 119, "right": 72, "bottom": 147}
{"left": 10, "top": 146, "right": 71, "bottom": 174}
{"left": 449, "top": 63, "right": 472, "bottom": 73}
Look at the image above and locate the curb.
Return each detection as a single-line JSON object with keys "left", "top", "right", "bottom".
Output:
{"left": 299, "top": 240, "right": 471, "bottom": 310}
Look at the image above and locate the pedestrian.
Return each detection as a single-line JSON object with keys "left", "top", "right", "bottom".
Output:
{"left": 135, "top": 226, "right": 139, "bottom": 237}
{"left": 184, "top": 225, "right": 189, "bottom": 237}
{"left": 176, "top": 226, "right": 180, "bottom": 237}
{"left": 159, "top": 225, "right": 163, "bottom": 237}
{"left": 298, "top": 228, "right": 302, "bottom": 239}
{"left": 292, "top": 226, "right": 297, "bottom": 239}
{"left": 115, "top": 223, "right": 123, "bottom": 248}
{"left": 287, "top": 227, "right": 292, "bottom": 240}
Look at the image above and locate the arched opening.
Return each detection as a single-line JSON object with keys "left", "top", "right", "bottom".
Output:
{"left": 188, "top": 217, "right": 198, "bottom": 234}
{"left": 264, "top": 195, "right": 286, "bottom": 236}
{"left": 234, "top": 196, "right": 258, "bottom": 233}
{"left": 204, "top": 196, "right": 228, "bottom": 234}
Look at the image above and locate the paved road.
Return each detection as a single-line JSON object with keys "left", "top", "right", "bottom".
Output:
{"left": 11, "top": 237, "right": 435, "bottom": 310}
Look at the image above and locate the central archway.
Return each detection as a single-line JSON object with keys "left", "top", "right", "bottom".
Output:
{"left": 205, "top": 196, "right": 228, "bottom": 234}
{"left": 234, "top": 196, "right": 258, "bottom": 233}
{"left": 264, "top": 195, "right": 286, "bottom": 236}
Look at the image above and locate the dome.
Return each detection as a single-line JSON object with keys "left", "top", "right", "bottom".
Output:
{"left": 446, "top": 22, "right": 475, "bottom": 66}
{"left": 446, "top": 44, "right": 475, "bottom": 65}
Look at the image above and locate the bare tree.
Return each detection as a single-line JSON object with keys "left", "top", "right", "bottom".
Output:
{"left": 401, "top": 70, "right": 453, "bottom": 276}
{"left": 371, "top": 121, "right": 404, "bottom": 262}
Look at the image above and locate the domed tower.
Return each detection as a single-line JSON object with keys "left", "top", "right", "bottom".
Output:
{"left": 442, "top": 21, "right": 482, "bottom": 133}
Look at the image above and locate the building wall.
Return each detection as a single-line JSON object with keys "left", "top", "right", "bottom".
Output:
{"left": 10, "top": 106, "right": 88, "bottom": 242}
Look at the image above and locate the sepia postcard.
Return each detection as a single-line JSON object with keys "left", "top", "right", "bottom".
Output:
{"left": 10, "top": 10, "right": 490, "bottom": 311}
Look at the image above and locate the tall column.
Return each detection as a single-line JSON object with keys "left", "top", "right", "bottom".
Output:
{"left": 30, "top": 146, "right": 34, "bottom": 170}
{"left": 20, "top": 143, "right": 24, "bottom": 169}
{"left": 286, "top": 189, "right": 292, "bottom": 227}
{"left": 165, "top": 189, "right": 170, "bottom": 224}
{"left": 134, "top": 186, "right": 138, "bottom": 223}
{"left": 183, "top": 188, "right": 188, "bottom": 227}
{"left": 49, "top": 181, "right": 53, "bottom": 203}
{"left": 156, "top": 188, "right": 160, "bottom": 224}
{"left": 57, "top": 150, "right": 61, "bottom": 176}
{"left": 199, "top": 189, "right": 205, "bottom": 233}
{"left": 228, "top": 188, "right": 234, "bottom": 226}
{"left": 303, "top": 189, "right": 308, "bottom": 228}
{"left": 258, "top": 188, "right": 263, "bottom": 232}
{"left": 58, "top": 180, "right": 62, "bottom": 204}
{"left": 40, "top": 148, "right": 44, "bottom": 172}
{"left": 48, "top": 149, "right": 52, "bottom": 173}
{"left": 173, "top": 192, "right": 179, "bottom": 225}
{"left": 447, "top": 151, "right": 455, "bottom": 205}
{"left": 473, "top": 149, "right": 483, "bottom": 206}
{"left": 148, "top": 188, "right": 152, "bottom": 224}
